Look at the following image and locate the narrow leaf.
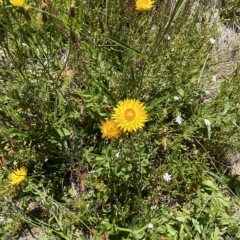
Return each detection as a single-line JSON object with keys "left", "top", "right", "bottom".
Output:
{"left": 107, "top": 36, "right": 146, "bottom": 59}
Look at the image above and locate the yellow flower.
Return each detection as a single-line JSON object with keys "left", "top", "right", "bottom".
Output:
{"left": 23, "top": 5, "right": 30, "bottom": 13}
{"left": 113, "top": 99, "right": 148, "bottom": 133}
{"left": 10, "top": 0, "right": 24, "bottom": 7}
{"left": 135, "top": 0, "right": 155, "bottom": 11}
{"left": 100, "top": 119, "right": 121, "bottom": 140}
{"left": 9, "top": 167, "right": 27, "bottom": 185}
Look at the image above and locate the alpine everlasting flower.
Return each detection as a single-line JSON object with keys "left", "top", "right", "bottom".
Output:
{"left": 10, "top": 0, "right": 24, "bottom": 7}
{"left": 113, "top": 99, "right": 148, "bottom": 133}
{"left": 135, "top": 0, "right": 155, "bottom": 12}
{"left": 100, "top": 119, "right": 121, "bottom": 140}
{"left": 9, "top": 167, "right": 27, "bottom": 185}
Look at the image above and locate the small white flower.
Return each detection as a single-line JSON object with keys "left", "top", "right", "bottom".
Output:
{"left": 204, "top": 90, "right": 211, "bottom": 95}
{"left": 196, "top": 22, "right": 201, "bottom": 28}
{"left": 115, "top": 149, "right": 122, "bottom": 158}
{"left": 150, "top": 205, "right": 158, "bottom": 210}
{"left": 175, "top": 116, "right": 183, "bottom": 125}
{"left": 163, "top": 173, "right": 172, "bottom": 182}
{"left": 147, "top": 223, "right": 154, "bottom": 229}
{"left": 210, "top": 38, "right": 215, "bottom": 44}
{"left": 173, "top": 96, "right": 179, "bottom": 101}
{"left": 88, "top": 170, "right": 95, "bottom": 174}
{"left": 204, "top": 119, "right": 211, "bottom": 126}
{"left": 165, "top": 34, "right": 171, "bottom": 40}
{"left": 212, "top": 75, "right": 217, "bottom": 82}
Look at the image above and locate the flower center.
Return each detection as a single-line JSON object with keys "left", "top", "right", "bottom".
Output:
{"left": 109, "top": 125, "right": 115, "bottom": 132}
{"left": 124, "top": 108, "right": 136, "bottom": 121}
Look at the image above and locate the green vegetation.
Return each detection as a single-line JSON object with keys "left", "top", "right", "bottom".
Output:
{"left": 0, "top": 0, "right": 240, "bottom": 239}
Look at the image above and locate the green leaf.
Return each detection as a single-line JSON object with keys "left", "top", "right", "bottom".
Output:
{"left": 167, "top": 225, "right": 177, "bottom": 236}
{"left": 96, "top": 83, "right": 117, "bottom": 106}
{"left": 5, "top": 128, "right": 28, "bottom": 138}
{"left": 192, "top": 218, "right": 201, "bottom": 233}
{"left": 212, "top": 226, "right": 220, "bottom": 239}
{"left": 222, "top": 101, "right": 231, "bottom": 115}
{"left": 57, "top": 128, "right": 71, "bottom": 138}
{"left": 177, "top": 88, "right": 185, "bottom": 97}
{"left": 202, "top": 179, "right": 218, "bottom": 190}
{"left": 175, "top": 216, "right": 188, "bottom": 222}
{"left": 4, "top": 105, "right": 22, "bottom": 123}
{"left": 232, "top": 119, "right": 240, "bottom": 128}
{"left": 207, "top": 125, "right": 212, "bottom": 139}
{"left": 107, "top": 36, "right": 146, "bottom": 59}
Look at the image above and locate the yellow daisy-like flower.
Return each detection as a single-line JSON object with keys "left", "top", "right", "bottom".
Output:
{"left": 135, "top": 0, "right": 155, "bottom": 12}
{"left": 100, "top": 119, "right": 121, "bottom": 140}
{"left": 9, "top": 167, "right": 27, "bottom": 185}
{"left": 113, "top": 99, "right": 148, "bottom": 133}
{"left": 10, "top": 0, "right": 24, "bottom": 7}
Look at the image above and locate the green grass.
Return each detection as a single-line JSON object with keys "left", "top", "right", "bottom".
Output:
{"left": 1, "top": 0, "right": 240, "bottom": 239}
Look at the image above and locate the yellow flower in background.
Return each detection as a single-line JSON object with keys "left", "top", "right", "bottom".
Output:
{"left": 135, "top": 0, "right": 155, "bottom": 11}
{"left": 10, "top": 0, "right": 24, "bottom": 7}
{"left": 9, "top": 167, "right": 27, "bottom": 185}
{"left": 23, "top": 5, "right": 29, "bottom": 12}
{"left": 100, "top": 119, "right": 121, "bottom": 140}
{"left": 10, "top": 0, "right": 25, "bottom": 7}
{"left": 113, "top": 99, "right": 148, "bottom": 133}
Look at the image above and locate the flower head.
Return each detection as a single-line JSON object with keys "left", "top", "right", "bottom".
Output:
{"left": 164, "top": 34, "right": 171, "bottom": 41}
{"left": 204, "top": 90, "right": 211, "bottom": 95}
{"left": 135, "top": 0, "right": 155, "bottom": 11}
{"left": 212, "top": 75, "right": 217, "bottom": 82}
{"left": 175, "top": 116, "right": 183, "bottom": 125}
{"left": 100, "top": 119, "right": 121, "bottom": 140}
{"left": 150, "top": 205, "right": 158, "bottom": 210}
{"left": 196, "top": 22, "right": 201, "bottom": 28}
{"left": 9, "top": 167, "right": 27, "bottom": 185}
{"left": 210, "top": 38, "right": 215, "bottom": 44}
{"left": 204, "top": 119, "right": 211, "bottom": 126}
{"left": 115, "top": 150, "right": 122, "bottom": 159}
{"left": 147, "top": 223, "right": 154, "bottom": 229}
{"left": 23, "top": 5, "right": 30, "bottom": 13}
{"left": 113, "top": 99, "right": 148, "bottom": 133}
{"left": 173, "top": 96, "right": 179, "bottom": 101}
{"left": 163, "top": 173, "right": 171, "bottom": 182}
{"left": 10, "top": 0, "right": 24, "bottom": 7}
